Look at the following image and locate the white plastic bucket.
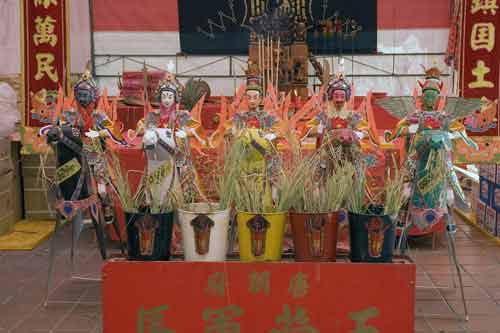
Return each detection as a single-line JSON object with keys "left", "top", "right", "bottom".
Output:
{"left": 178, "top": 203, "right": 230, "bottom": 261}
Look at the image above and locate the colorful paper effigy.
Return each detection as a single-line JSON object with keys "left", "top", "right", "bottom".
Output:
{"left": 378, "top": 66, "right": 482, "bottom": 230}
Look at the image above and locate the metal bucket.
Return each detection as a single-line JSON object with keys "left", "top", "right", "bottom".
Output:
{"left": 348, "top": 209, "right": 395, "bottom": 263}
{"left": 237, "top": 211, "right": 286, "bottom": 262}
{"left": 125, "top": 211, "right": 174, "bottom": 261}
{"left": 178, "top": 203, "right": 230, "bottom": 261}
{"left": 289, "top": 211, "right": 339, "bottom": 261}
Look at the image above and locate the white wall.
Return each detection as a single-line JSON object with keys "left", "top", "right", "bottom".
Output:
{"left": 0, "top": 0, "right": 21, "bottom": 75}
{"left": 93, "top": 29, "right": 453, "bottom": 97}
{"left": 0, "top": 0, "right": 452, "bottom": 97}
{"left": 0, "top": 0, "right": 91, "bottom": 75}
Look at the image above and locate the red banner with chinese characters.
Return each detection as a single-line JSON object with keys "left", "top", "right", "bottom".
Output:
{"left": 460, "top": 0, "right": 500, "bottom": 136}
{"left": 22, "top": 0, "right": 69, "bottom": 128}
{"left": 103, "top": 261, "right": 416, "bottom": 333}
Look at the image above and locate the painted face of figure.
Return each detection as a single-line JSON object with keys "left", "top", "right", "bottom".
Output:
{"left": 75, "top": 89, "right": 93, "bottom": 108}
{"left": 246, "top": 90, "right": 261, "bottom": 110}
{"left": 161, "top": 91, "right": 176, "bottom": 108}
{"left": 422, "top": 89, "right": 439, "bottom": 111}
{"left": 331, "top": 90, "right": 346, "bottom": 109}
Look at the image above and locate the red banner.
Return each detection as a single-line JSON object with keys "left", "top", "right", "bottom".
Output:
{"left": 103, "top": 261, "right": 416, "bottom": 333}
{"left": 460, "top": 0, "right": 500, "bottom": 136}
{"left": 22, "top": 0, "right": 69, "bottom": 127}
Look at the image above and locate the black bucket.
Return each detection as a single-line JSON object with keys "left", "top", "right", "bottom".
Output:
{"left": 348, "top": 207, "right": 395, "bottom": 263}
{"left": 125, "top": 212, "right": 174, "bottom": 261}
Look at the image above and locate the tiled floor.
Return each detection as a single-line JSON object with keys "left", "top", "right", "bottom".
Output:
{"left": 1, "top": 216, "right": 500, "bottom": 332}
{"left": 0, "top": 224, "right": 105, "bottom": 333}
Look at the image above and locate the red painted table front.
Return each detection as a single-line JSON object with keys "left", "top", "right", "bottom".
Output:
{"left": 102, "top": 261, "right": 416, "bottom": 333}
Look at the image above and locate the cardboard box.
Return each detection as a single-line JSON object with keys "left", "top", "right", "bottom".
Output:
{"left": 11, "top": 141, "right": 22, "bottom": 225}
{"left": 479, "top": 164, "right": 497, "bottom": 182}
{"left": 485, "top": 206, "right": 497, "bottom": 236}
{"left": 477, "top": 200, "right": 487, "bottom": 227}
{"left": 21, "top": 153, "right": 56, "bottom": 220}
{"left": 0, "top": 139, "right": 13, "bottom": 174}
{"left": 493, "top": 184, "right": 500, "bottom": 212}
{"left": 0, "top": 170, "right": 14, "bottom": 236}
{"left": 480, "top": 177, "right": 492, "bottom": 205}
{"left": 0, "top": 139, "right": 22, "bottom": 236}
{"left": 470, "top": 180, "right": 479, "bottom": 213}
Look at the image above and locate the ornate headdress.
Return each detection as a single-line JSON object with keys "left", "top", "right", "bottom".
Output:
{"left": 157, "top": 71, "right": 180, "bottom": 103}
{"left": 326, "top": 72, "right": 351, "bottom": 101}
{"left": 419, "top": 65, "right": 444, "bottom": 93}
{"left": 245, "top": 61, "right": 263, "bottom": 94}
{"left": 73, "top": 67, "right": 99, "bottom": 108}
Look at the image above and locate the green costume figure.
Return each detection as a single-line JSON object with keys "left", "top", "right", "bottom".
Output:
{"left": 379, "top": 66, "right": 481, "bottom": 230}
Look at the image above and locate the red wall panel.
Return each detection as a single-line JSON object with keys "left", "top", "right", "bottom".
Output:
{"left": 378, "top": 0, "right": 451, "bottom": 29}
{"left": 92, "top": 0, "right": 179, "bottom": 31}
{"left": 93, "top": 0, "right": 451, "bottom": 31}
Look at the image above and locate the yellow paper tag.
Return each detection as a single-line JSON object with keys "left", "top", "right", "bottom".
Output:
{"left": 148, "top": 161, "right": 173, "bottom": 185}
{"left": 56, "top": 158, "right": 81, "bottom": 184}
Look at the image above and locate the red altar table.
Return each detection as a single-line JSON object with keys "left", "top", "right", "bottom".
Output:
{"left": 102, "top": 260, "right": 416, "bottom": 333}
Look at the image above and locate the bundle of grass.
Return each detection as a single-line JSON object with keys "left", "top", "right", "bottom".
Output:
{"left": 176, "top": 139, "right": 246, "bottom": 261}
{"left": 346, "top": 156, "right": 409, "bottom": 263}
{"left": 346, "top": 156, "right": 408, "bottom": 217}
{"left": 220, "top": 130, "right": 290, "bottom": 262}
{"left": 106, "top": 149, "right": 177, "bottom": 261}
{"left": 283, "top": 147, "right": 355, "bottom": 261}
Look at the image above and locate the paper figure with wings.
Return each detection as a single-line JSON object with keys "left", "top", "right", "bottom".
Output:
{"left": 377, "top": 66, "right": 481, "bottom": 230}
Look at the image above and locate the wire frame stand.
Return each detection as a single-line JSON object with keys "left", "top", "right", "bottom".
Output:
{"left": 397, "top": 196, "right": 469, "bottom": 322}
{"left": 45, "top": 206, "right": 121, "bottom": 307}
{"left": 43, "top": 145, "right": 127, "bottom": 307}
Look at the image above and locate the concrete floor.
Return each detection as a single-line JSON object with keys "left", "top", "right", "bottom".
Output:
{"left": 1, "top": 216, "right": 500, "bottom": 332}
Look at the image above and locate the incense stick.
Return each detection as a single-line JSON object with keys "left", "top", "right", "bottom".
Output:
{"left": 267, "top": 34, "right": 270, "bottom": 94}
{"left": 270, "top": 37, "right": 274, "bottom": 90}
{"left": 259, "top": 36, "right": 266, "bottom": 92}
{"left": 276, "top": 38, "right": 280, "bottom": 88}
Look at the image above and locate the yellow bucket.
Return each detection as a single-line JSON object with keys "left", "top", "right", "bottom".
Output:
{"left": 237, "top": 211, "right": 287, "bottom": 262}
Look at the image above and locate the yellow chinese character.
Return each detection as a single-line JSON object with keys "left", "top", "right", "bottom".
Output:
{"left": 137, "top": 305, "right": 175, "bottom": 333}
{"left": 205, "top": 272, "right": 225, "bottom": 297}
{"left": 471, "top": 23, "right": 495, "bottom": 52}
{"left": 270, "top": 304, "right": 318, "bottom": 333}
{"left": 468, "top": 60, "right": 495, "bottom": 89}
{"left": 33, "top": 16, "right": 58, "bottom": 47}
{"left": 349, "top": 307, "right": 380, "bottom": 333}
{"left": 34, "top": 53, "right": 58, "bottom": 83}
{"left": 202, "top": 305, "right": 244, "bottom": 333}
{"left": 34, "top": 0, "right": 58, "bottom": 9}
{"left": 288, "top": 272, "right": 309, "bottom": 299}
{"left": 249, "top": 271, "right": 270, "bottom": 295}
{"left": 471, "top": 0, "right": 498, "bottom": 15}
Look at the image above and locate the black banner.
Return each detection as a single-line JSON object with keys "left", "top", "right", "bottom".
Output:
{"left": 178, "top": 0, "right": 377, "bottom": 55}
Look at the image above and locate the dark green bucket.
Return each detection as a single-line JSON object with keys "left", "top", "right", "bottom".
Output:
{"left": 125, "top": 212, "right": 174, "bottom": 261}
{"left": 348, "top": 206, "right": 395, "bottom": 263}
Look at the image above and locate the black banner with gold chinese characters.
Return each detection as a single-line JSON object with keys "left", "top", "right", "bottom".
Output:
{"left": 178, "top": 0, "right": 377, "bottom": 55}
{"left": 461, "top": 0, "right": 500, "bottom": 136}
{"left": 22, "top": 0, "right": 69, "bottom": 128}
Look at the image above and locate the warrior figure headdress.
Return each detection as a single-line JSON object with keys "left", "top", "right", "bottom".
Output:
{"left": 326, "top": 72, "right": 351, "bottom": 101}
{"left": 418, "top": 66, "right": 444, "bottom": 93}
{"left": 245, "top": 61, "right": 263, "bottom": 94}
{"left": 157, "top": 72, "right": 180, "bottom": 104}
{"left": 74, "top": 67, "right": 99, "bottom": 108}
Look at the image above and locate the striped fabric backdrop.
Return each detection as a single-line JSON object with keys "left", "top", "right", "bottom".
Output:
{"left": 0, "top": 0, "right": 454, "bottom": 96}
